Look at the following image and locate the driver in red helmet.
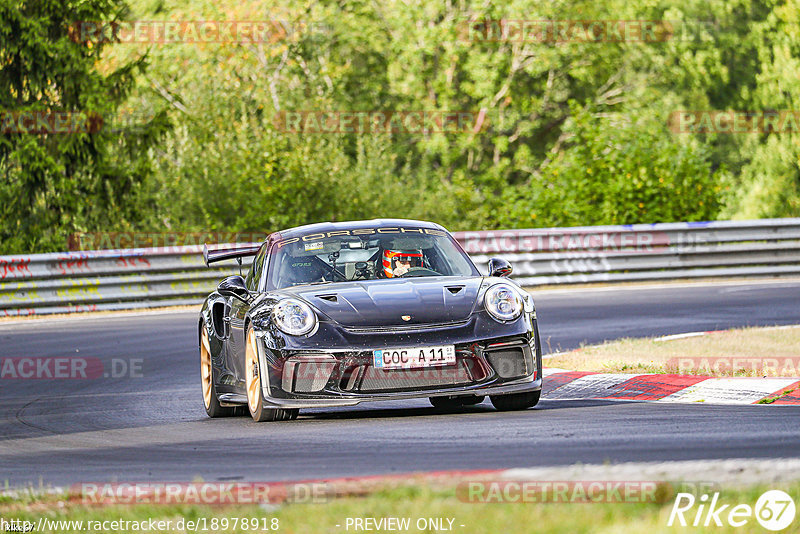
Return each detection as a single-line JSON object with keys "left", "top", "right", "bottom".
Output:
{"left": 382, "top": 249, "right": 424, "bottom": 278}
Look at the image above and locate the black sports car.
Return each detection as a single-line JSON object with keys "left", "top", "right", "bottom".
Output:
{"left": 199, "top": 219, "right": 542, "bottom": 422}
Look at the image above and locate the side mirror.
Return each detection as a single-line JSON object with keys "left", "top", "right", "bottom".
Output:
{"left": 488, "top": 257, "right": 512, "bottom": 278}
{"left": 218, "top": 275, "right": 251, "bottom": 302}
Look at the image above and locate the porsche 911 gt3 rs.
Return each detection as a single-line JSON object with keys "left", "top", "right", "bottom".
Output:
{"left": 199, "top": 219, "right": 542, "bottom": 422}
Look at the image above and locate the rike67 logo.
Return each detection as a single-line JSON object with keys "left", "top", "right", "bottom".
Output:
{"left": 668, "top": 490, "right": 796, "bottom": 531}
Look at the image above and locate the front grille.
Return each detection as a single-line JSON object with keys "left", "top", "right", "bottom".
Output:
{"left": 485, "top": 347, "right": 529, "bottom": 379}
{"left": 359, "top": 363, "right": 474, "bottom": 392}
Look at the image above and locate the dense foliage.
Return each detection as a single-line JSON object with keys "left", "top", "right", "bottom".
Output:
{"left": 0, "top": 0, "right": 170, "bottom": 252}
{"left": 1, "top": 0, "right": 798, "bottom": 253}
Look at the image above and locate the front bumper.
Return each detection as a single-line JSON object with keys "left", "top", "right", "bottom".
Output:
{"left": 255, "top": 374, "right": 541, "bottom": 409}
{"left": 247, "top": 315, "right": 542, "bottom": 409}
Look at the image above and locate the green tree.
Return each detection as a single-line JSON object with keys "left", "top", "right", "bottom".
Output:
{"left": 724, "top": 0, "right": 800, "bottom": 218}
{"left": 0, "top": 0, "right": 169, "bottom": 253}
{"left": 498, "top": 104, "right": 725, "bottom": 227}
{"left": 9, "top": 0, "right": 799, "bottom": 253}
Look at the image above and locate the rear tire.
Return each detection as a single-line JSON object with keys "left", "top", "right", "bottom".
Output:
{"left": 246, "top": 327, "right": 298, "bottom": 422}
{"left": 490, "top": 390, "right": 540, "bottom": 411}
{"left": 200, "top": 325, "right": 239, "bottom": 418}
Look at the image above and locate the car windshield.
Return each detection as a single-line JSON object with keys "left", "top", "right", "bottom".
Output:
{"left": 266, "top": 227, "right": 478, "bottom": 289}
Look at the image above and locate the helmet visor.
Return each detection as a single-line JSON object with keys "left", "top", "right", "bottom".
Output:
{"left": 391, "top": 252, "right": 423, "bottom": 270}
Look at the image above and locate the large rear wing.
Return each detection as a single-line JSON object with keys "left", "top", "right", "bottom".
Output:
{"left": 203, "top": 243, "right": 261, "bottom": 266}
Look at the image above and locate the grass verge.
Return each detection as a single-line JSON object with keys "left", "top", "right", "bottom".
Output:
{"left": 1, "top": 481, "right": 799, "bottom": 533}
{"left": 545, "top": 325, "right": 800, "bottom": 376}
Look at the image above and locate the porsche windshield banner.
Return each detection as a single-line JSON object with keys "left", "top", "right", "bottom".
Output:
{"left": 275, "top": 227, "right": 448, "bottom": 249}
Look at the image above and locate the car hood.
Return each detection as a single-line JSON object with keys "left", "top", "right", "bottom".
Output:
{"left": 278, "top": 277, "right": 483, "bottom": 327}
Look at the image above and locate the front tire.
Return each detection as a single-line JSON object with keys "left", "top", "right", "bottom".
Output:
{"left": 245, "top": 327, "right": 298, "bottom": 422}
{"left": 200, "top": 325, "right": 240, "bottom": 418}
{"left": 490, "top": 390, "right": 540, "bottom": 411}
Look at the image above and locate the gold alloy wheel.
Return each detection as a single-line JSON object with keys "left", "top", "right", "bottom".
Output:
{"left": 200, "top": 327, "right": 213, "bottom": 410}
{"left": 245, "top": 327, "right": 261, "bottom": 415}
{"left": 244, "top": 327, "right": 299, "bottom": 422}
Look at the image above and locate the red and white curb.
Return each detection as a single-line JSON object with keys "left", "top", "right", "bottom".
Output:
{"left": 542, "top": 369, "right": 800, "bottom": 405}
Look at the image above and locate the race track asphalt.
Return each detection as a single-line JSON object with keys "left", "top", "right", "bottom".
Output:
{"left": 2, "top": 280, "right": 799, "bottom": 488}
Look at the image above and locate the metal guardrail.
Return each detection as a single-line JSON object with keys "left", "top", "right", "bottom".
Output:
{"left": 460, "top": 218, "right": 800, "bottom": 286}
{"left": 1, "top": 219, "right": 799, "bottom": 316}
{"left": 0, "top": 246, "right": 255, "bottom": 316}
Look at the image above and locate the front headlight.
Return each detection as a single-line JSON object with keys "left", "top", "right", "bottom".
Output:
{"left": 272, "top": 298, "right": 317, "bottom": 336}
{"left": 484, "top": 283, "right": 524, "bottom": 322}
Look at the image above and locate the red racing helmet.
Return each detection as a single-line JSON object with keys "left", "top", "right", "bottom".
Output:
{"left": 382, "top": 249, "right": 423, "bottom": 278}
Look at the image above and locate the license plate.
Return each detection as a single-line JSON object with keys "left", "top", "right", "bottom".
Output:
{"left": 373, "top": 345, "right": 456, "bottom": 370}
